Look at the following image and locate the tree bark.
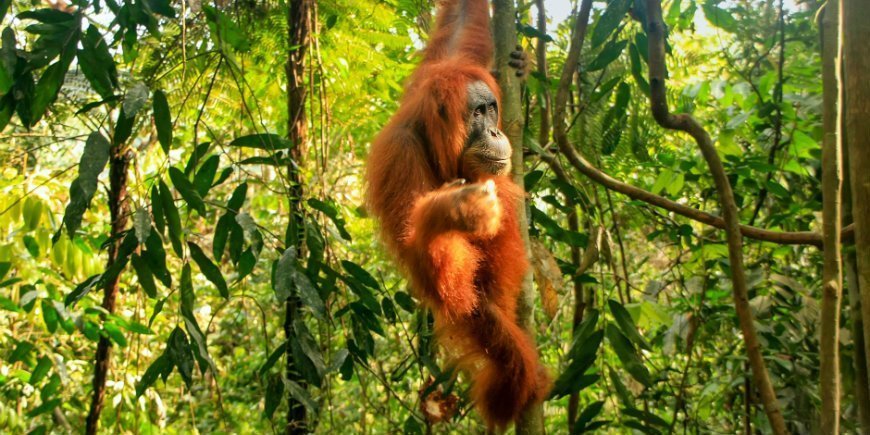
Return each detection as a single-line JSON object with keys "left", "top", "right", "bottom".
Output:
{"left": 285, "top": 0, "right": 312, "bottom": 433}
{"left": 841, "top": 0, "right": 870, "bottom": 399}
{"left": 85, "top": 143, "right": 131, "bottom": 435}
{"left": 547, "top": 0, "right": 594, "bottom": 428}
{"left": 819, "top": 2, "right": 844, "bottom": 432}
{"left": 534, "top": 0, "right": 550, "bottom": 151}
{"left": 492, "top": 0, "right": 544, "bottom": 432}
{"left": 643, "top": 1, "right": 787, "bottom": 433}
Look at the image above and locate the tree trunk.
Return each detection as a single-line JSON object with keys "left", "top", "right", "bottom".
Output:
{"left": 819, "top": 2, "right": 843, "bottom": 432}
{"left": 534, "top": 0, "right": 549, "bottom": 151}
{"left": 492, "top": 0, "right": 544, "bottom": 432}
{"left": 841, "top": 0, "right": 870, "bottom": 397}
{"left": 285, "top": 0, "right": 312, "bottom": 433}
{"left": 644, "top": 0, "right": 787, "bottom": 433}
{"left": 85, "top": 144, "right": 131, "bottom": 435}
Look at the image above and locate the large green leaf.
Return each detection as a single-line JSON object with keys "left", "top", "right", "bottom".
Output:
{"left": 131, "top": 254, "right": 157, "bottom": 298}
{"left": 606, "top": 324, "right": 652, "bottom": 387}
{"left": 608, "top": 299, "right": 649, "bottom": 350}
{"left": 169, "top": 167, "right": 206, "bottom": 216}
{"left": 152, "top": 90, "right": 172, "bottom": 154}
{"left": 591, "top": 0, "right": 631, "bottom": 47}
{"left": 77, "top": 26, "right": 117, "bottom": 100}
{"left": 588, "top": 40, "right": 628, "bottom": 72}
{"left": 159, "top": 180, "right": 184, "bottom": 256}
{"left": 135, "top": 354, "right": 172, "bottom": 397}
{"left": 62, "top": 132, "right": 110, "bottom": 237}
{"left": 274, "top": 247, "right": 325, "bottom": 319}
{"left": 193, "top": 154, "right": 219, "bottom": 197}
{"left": 167, "top": 327, "right": 194, "bottom": 388}
{"left": 229, "top": 133, "right": 292, "bottom": 151}
{"left": 187, "top": 242, "right": 228, "bottom": 299}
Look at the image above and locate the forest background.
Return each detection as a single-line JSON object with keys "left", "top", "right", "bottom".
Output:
{"left": 0, "top": 0, "right": 868, "bottom": 433}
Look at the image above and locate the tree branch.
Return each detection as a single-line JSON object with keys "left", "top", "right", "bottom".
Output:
{"left": 644, "top": 1, "right": 787, "bottom": 432}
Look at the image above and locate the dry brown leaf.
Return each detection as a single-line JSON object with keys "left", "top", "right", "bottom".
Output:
{"left": 530, "top": 239, "right": 562, "bottom": 319}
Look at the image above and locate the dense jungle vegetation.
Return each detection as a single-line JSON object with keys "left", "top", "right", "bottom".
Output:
{"left": 0, "top": 0, "right": 869, "bottom": 433}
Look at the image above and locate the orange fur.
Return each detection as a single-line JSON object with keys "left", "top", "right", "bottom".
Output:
{"left": 365, "top": 0, "right": 550, "bottom": 428}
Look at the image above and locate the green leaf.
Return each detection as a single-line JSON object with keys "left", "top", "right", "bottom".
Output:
{"left": 77, "top": 26, "right": 117, "bottom": 100}
{"left": 40, "top": 374, "right": 60, "bottom": 401}
{"left": 23, "top": 235, "right": 39, "bottom": 257}
{"left": 64, "top": 274, "right": 101, "bottom": 307}
{"left": 606, "top": 324, "right": 652, "bottom": 387}
{"left": 193, "top": 155, "right": 219, "bottom": 197}
{"left": 169, "top": 167, "right": 206, "bottom": 216}
{"left": 152, "top": 90, "right": 172, "bottom": 154}
{"left": 765, "top": 179, "right": 790, "bottom": 199}
{"left": 183, "top": 142, "right": 211, "bottom": 175}
{"left": 588, "top": 40, "right": 628, "bottom": 71}
{"left": 608, "top": 299, "right": 649, "bottom": 350}
{"left": 213, "top": 213, "right": 232, "bottom": 262}
{"left": 275, "top": 247, "right": 325, "bottom": 319}
{"left": 133, "top": 207, "right": 151, "bottom": 244}
{"left": 203, "top": 6, "right": 251, "bottom": 52}
{"left": 573, "top": 400, "right": 605, "bottom": 433}
{"left": 131, "top": 254, "right": 157, "bottom": 298}
{"left": 701, "top": 0, "right": 738, "bottom": 33}
{"left": 180, "top": 263, "right": 194, "bottom": 313}
{"left": 394, "top": 291, "right": 415, "bottom": 313}
{"left": 159, "top": 180, "right": 184, "bottom": 256}
{"left": 167, "top": 327, "right": 194, "bottom": 388}
{"left": 341, "top": 260, "right": 379, "bottom": 290}
{"left": 259, "top": 341, "right": 287, "bottom": 376}
{"left": 264, "top": 374, "right": 284, "bottom": 418}
{"left": 591, "top": 0, "right": 631, "bottom": 47}
{"left": 188, "top": 242, "right": 228, "bottom": 299}
{"left": 623, "top": 407, "right": 669, "bottom": 428}
{"left": 286, "top": 379, "right": 318, "bottom": 413}
{"left": 122, "top": 82, "right": 149, "bottom": 118}
{"left": 226, "top": 182, "right": 248, "bottom": 213}
{"left": 551, "top": 330, "right": 603, "bottom": 398}
{"left": 0, "top": 262, "right": 10, "bottom": 281}
{"left": 183, "top": 310, "right": 214, "bottom": 376}
{"left": 150, "top": 185, "right": 165, "bottom": 235}
{"left": 308, "top": 198, "right": 352, "bottom": 241}
{"left": 113, "top": 108, "right": 134, "bottom": 146}
{"left": 237, "top": 249, "right": 256, "bottom": 281}
{"left": 144, "top": 231, "right": 171, "bottom": 287}
{"left": 229, "top": 133, "right": 292, "bottom": 151}
{"left": 136, "top": 354, "right": 172, "bottom": 397}
{"left": 31, "top": 57, "right": 73, "bottom": 124}
{"left": 62, "top": 132, "right": 110, "bottom": 237}
{"left": 29, "top": 355, "right": 52, "bottom": 384}
{"left": 103, "top": 321, "right": 128, "bottom": 347}
{"left": 41, "top": 300, "right": 58, "bottom": 332}
{"left": 145, "top": 0, "right": 176, "bottom": 17}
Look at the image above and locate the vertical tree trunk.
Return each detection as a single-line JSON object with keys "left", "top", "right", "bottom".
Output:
{"left": 644, "top": 1, "right": 787, "bottom": 432}
{"left": 841, "top": 0, "right": 870, "bottom": 395}
{"left": 491, "top": 0, "right": 543, "bottom": 432}
{"left": 285, "top": 0, "right": 312, "bottom": 433}
{"left": 844, "top": 149, "right": 870, "bottom": 432}
{"left": 85, "top": 145, "right": 131, "bottom": 435}
{"left": 551, "top": 0, "right": 593, "bottom": 427}
{"left": 819, "top": 2, "right": 843, "bottom": 432}
{"left": 534, "top": 0, "right": 549, "bottom": 151}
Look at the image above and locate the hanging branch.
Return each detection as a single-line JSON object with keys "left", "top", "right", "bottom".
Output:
{"left": 643, "top": 0, "right": 787, "bottom": 432}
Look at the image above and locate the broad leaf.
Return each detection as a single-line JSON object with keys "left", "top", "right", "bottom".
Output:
{"left": 188, "top": 242, "right": 228, "bottom": 299}
{"left": 62, "top": 132, "right": 110, "bottom": 237}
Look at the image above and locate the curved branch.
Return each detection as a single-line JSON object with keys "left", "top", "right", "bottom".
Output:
{"left": 548, "top": 0, "right": 851, "bottom": 250}
{"left": 644, "top": 1, "right": 787, "bottom": 433}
